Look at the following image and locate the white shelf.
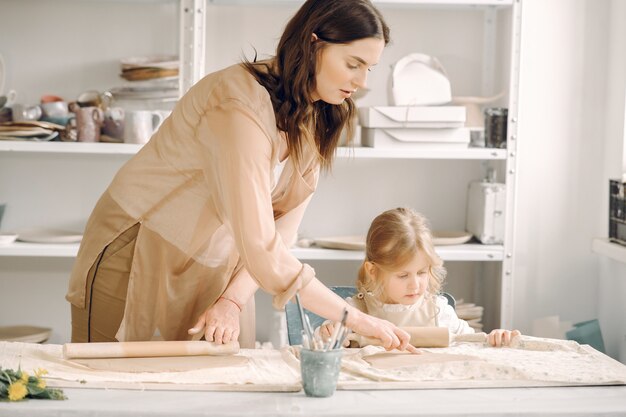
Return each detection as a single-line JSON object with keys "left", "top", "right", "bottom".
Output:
{"left": 0, "top": 242, "right": 80, "bottom": 257}
{"left": 0, "top": 141, "right": 505, "bottom": 160}
{"left": 0, "top": 141, "right": 143, "bottom": 155}
{"left": 338, "top": 147, "right": 506, "bottom": 160}
{"left": 592, "top": 238, "right": 626, "bottom": 265}
{"left": 0, "top": 242, "right": 503, "bottom": 261}
{"left": 208, "top": 0, "right": 513, "bottom": 6}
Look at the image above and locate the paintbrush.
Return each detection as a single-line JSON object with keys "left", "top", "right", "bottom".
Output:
{"left": 295, "top": 292, "right": 315, "bottom": 348}
{"left": 327, "top": 308, "right": 348, "bottom": 350}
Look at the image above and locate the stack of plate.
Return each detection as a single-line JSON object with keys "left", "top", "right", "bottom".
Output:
{"left": 311, "top": 231, "right": 472, "bottom": 251}
{"left": 0, "top": 121, "right": 64, "bottom": 141}
{"left": 120, "top": 55, "right": 179, "bottom": 82}
{"left": 109, "top": 55, "right": 180, "bottom": 107}
{"left": 455, "top": 299, "right": 484, "bottom": 331}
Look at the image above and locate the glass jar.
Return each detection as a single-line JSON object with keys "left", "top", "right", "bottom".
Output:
{"left": 484, "top": 107, "right": 508, "bottom": 148}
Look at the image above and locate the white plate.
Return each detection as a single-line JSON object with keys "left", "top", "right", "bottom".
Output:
{"left": 0, "top": 233, "right": 17, "bottom": 245}
{"left": 120, "top": 55, "right": 179, "bottom": 70}
{"left": 314, "top": 235, "right": 365, "bottom": 251}
{"left": 16, "top": 228, "right": 82, "bottom": 244}
{"left": 432, "top": 230, "right": 472, "bottom": 246}
{"left": 0, "top": 325, "right": 51, "bottom": 343}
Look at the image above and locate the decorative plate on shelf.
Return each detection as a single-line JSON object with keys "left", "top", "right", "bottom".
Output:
{"left": 0, "top": 325, "right": 51, "bottom": 343}
{"left": 0, "top": 233, "right": 18, "bottom": 245}
{"left": 314, "top": 235, "right": 365, "bottom": 251}
{"left": 432, "top": 230, "right": 472, "bottom": 246}
{"left": 16, "top": 228, "right": 82, "bottom": 244}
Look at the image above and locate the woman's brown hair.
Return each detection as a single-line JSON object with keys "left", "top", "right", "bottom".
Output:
{"left": 243, "top": 0, "right": 390, "bottom": 171}
{"left": 357, "top": 207, "right": 446, "bottom": 302}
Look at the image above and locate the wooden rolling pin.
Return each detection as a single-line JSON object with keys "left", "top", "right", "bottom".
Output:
{"left": 63, "top": 340, "right": 240, "bottom": 359}
{"left": 352, "top": 327, "right": 488, "bottom": 348}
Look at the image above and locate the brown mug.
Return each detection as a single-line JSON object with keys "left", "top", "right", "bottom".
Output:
{"left": 68, "top": 103, "right": 103, "bottom": 142}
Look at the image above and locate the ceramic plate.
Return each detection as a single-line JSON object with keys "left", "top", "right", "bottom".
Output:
{"left": 314, "top": 235, "right": 365, "bottom": 250}
{"left": 16, "top": 228, "right": 82, "bottom": 244}
{"left": 0, "top": 234, "right": 18, "bottom": 245}
{"left": 432, "top": 230, "right": 472, "bottom": 246}
{"left": 0, "top": 325, "right": 51, "bottom": 343}
{"left": 120, "top": 55, "right": 179, "bottom": 70}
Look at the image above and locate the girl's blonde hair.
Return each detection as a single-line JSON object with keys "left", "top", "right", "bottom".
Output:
{"left": 357, "top": 207, "right": 446, "bottom": 301}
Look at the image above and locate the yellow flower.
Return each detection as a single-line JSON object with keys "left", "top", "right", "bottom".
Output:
{"left": 37, "top": 379, "right": 47, "bottom": 389}
{"left": 35, "top": 368, "right": 48, "bottom": 378}
{"left": 20, "top": 371, "right": 29, "bottom": 383}
{"left": 8, "top": 381, "right": 28, "bottom": 401}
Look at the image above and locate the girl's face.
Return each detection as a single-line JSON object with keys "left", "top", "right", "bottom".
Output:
{"left": 312, "top": 36, "right": 385, "bottom": 105}
{"left": 370, "top": 250, "right": 431, "bottom": 305}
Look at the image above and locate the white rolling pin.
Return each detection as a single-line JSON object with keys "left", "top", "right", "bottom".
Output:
{"left": 63, "top": 340, "right": 240, "bottom": 359}
{"left": 352, "top": 327, "right": 488, "bottom": 348}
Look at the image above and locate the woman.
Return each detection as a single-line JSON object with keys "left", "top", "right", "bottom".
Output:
{"left": 66, "top": 0, "right": 415, "bottom": 352}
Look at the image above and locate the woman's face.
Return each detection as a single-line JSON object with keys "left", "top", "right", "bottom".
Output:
{"left": 312, "top": 36, "right": 385, "bottom": 104}
{"left": 372, "top": 250, "right": 431, "bottom": 305}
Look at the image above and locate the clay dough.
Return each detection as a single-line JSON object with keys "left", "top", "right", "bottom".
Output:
{"left": 71, "top": 355, "right": 249, "bottom": 373}
{"left": 364, "top": 351, "right": 483, "bottom": 370}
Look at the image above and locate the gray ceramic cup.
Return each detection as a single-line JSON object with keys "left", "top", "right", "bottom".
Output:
{"left": 300, "top": 348, "right": 342, "bottom": 397}
{"left": 0, "top": 203, "right": 5, "bottom": 229}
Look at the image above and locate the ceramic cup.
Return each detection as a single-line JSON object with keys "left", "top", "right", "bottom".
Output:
{"left": 0, "top": 90, "right": 17, "bottom": 109}
{"left": 11, "top": 103, "right": 42, "bottom": 121}
{"left": 40, "top": 101, "right": 70, "bottom": 126}
{"left": 68, "top": 103, "right": 103, "bottom": 142}
{"left": 300, "top": 349, "right": 342, "bottom": 397}
{"left": 77, "top": 90, "right": 112, "bottom": 109}
{"left": 0, "top": 203, "right": 5, "bottom": 229}
{"left": 122, "top": 110, "right": 164, "bottom": 144}
{"left": 102, "top": 107, "right": 125, "bottom": 140}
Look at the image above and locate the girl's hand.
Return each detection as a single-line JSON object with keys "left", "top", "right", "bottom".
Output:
{"left": 318, "top": 322, "right": 352, "bottom": 348}
{"left": 188, "top": 298, "right": 240, "bottom": 344}
{"left": 347, "top": 308, "right": 420, "bottom": 353}
{"left": 487, "top": 329, "right": 521, "bottom": 347}
{"left": 319, "top": 322, "right": 336, "bottom": 341}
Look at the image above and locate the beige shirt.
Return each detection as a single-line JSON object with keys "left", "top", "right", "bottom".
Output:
{"left": 348, "top": 292, "right": 474, "bottom": 335}
{"left": 66, "top": 63, "right": 319, "bottom": 341}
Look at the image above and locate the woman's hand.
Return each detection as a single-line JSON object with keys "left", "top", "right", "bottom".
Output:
{"left": 188, "top": 298, "right": 241, "bottom": 344}
{"left": 487, "top": 329, "right": 521, "bottom": 347}
{"left": 346, "top": 308, "right": 420, "bottom": 353}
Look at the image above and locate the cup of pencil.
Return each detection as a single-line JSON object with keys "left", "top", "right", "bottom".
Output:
{"left": 300, "top": 348, "right": 343, "bottom": 397}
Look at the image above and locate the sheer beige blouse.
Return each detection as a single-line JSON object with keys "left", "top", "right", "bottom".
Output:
{"left": 66, "top": 63, "right": 319, "bottom": 342}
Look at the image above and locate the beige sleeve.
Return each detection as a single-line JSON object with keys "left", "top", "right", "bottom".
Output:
{"left": 203, "top": 99, "right": 315, "bottom": 306}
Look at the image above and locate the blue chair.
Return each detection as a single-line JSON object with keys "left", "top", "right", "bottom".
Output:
{"left": 285, "top": 286, "right": 455, "bottom": 346}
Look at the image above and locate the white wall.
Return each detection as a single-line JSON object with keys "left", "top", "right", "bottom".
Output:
{"left": 515, "top": 0, "right": 626, "bottom": 362}
{"left": 597, "top": 0, "right": 626, "bottom": 362}
{"left": 515, "top": 0, "right": 605, "bottom": 330}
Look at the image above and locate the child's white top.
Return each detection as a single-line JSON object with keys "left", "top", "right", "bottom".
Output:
{"left": 347, "top": 292, "right": 473, "bottom": 335}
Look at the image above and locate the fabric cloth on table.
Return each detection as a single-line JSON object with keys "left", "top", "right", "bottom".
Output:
{"left": 3, "top": 335, "right": 626, "bottom": 392}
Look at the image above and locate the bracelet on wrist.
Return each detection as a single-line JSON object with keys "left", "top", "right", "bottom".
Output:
{"left": 219, "top": 296, "right": 242, "bottom": 312}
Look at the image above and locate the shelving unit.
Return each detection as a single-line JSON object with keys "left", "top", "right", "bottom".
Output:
{"left": 0, "top": 0, "right": 522, "bottom": 342}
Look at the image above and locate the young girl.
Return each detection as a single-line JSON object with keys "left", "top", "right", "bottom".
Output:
{"left": 320, "top": 207, "right": 521, "bottom": 348}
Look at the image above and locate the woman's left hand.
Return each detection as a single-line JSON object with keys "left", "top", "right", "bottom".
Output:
{"left": 487, "top": 329, "right": 521, "bottom": 347}
{"left": 188, "top": 298, "right": 241, "bottom": 344}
